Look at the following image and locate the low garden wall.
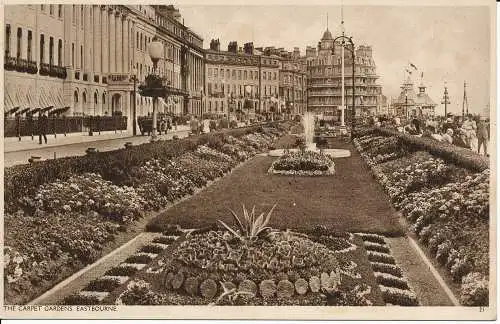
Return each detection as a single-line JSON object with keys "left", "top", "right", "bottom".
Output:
{"left": 4, "top": 121, "right": 293, "bottom": 304}
{"left": 353, "top": 128, "right": 489, "bottom": 307}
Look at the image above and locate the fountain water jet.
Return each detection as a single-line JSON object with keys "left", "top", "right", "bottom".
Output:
{"left": 268, "top": 112, "right": 351, "bottom": 158}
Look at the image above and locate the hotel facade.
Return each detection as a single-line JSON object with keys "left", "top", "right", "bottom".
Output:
{"left": 305, "top": 28, "right": 385, "bottom": 118}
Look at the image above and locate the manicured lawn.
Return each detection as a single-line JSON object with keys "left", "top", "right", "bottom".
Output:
{"left": 148, "top": 138, "right": 404, "bottom": 235}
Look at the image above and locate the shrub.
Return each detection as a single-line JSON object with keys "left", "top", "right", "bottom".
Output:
{"left": 84, "top": 278, "right": 121, "bottom": 292}
{"left": 460, "top": 272, "right": 489, "bottom": 306}
{"left": 376, "top": 273, "right": 410, "bottom": 290}
{"left": 364, "top": 242, "right": 391, "bottom": 254}
{"left": 140, "top": 244, "right": 165, "bottom": 254}
{"left": 62, "top": 293, "right": 101, "bottom": 305}
{"left": 105, "top": 266, "right": 139, "bottom": 277}
{"left": 371, "top": 262, "right": 403, "bottom": 278}
{"left": 367, "top": 251, "right": 396, "bottom": 265}
{"left": 124, "top": 254, "right": 154, "bottom": 264}
{"left": 380, "top": 286, "right": 419, "bottom": 306}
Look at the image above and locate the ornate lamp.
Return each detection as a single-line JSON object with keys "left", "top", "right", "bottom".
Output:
{"left": 145, "top": 37, "right": 164, "bottom": 141}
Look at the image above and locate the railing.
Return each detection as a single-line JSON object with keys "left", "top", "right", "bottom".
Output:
{"left": 107, "top": 73, "right": 131, "bottom": 84}
{"left": 49, "top": 65, "right": 67, "bottom": 79}
{"left": 4, "top": 115, "right": 128, "bottom": 138}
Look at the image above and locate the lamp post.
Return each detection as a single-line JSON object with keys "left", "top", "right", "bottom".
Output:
{"left": 441, "top": 85, "right": 450, "bottom": 118}
{"left": 147, "top": 38, "right": 163, "bottom": 141}
{"left": 332, "top": 35, "right": 355, "bottom": 137}
{"left": 131, "top": 68, "right": 138, "bottom": 136}
{"left": 405, "top": 94, "right": 408, "bottom": 120}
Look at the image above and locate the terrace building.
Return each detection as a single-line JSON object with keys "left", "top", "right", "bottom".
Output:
{"left": 204, "top": 40, "right": 281, "bottom": 119}
{"left": 4, "top": 4, "right": 203, "bottom": 136}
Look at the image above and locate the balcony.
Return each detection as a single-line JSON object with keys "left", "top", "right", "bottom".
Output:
{"left": 48, "top": 65, "right": 67, "bottom": 79}
{"left": 107, "top": 73, "right": 132, "bottom": 85}
{"left": 4, "top": 54, "right": 16, "bottom": 70}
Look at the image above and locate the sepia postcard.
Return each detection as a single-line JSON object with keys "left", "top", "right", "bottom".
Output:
{"left": 1, "top": 0, "right": 496, "bottom": 320}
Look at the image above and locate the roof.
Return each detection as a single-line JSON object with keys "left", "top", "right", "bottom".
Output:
{"left": 321, "top": 28, "right": 333, "bottom": 40}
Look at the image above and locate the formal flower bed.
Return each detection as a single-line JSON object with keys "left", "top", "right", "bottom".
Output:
{"left": 269, "top": 151, "right": 335, "bottom": 176}
{"left": 354, "top": 132, "right": 490, "bottom": 306}
{"left": 4, "top": 125, "right": 289, "bottom": 305}
{"left": 105, "top": 208, "right": 386, "bottom": 306}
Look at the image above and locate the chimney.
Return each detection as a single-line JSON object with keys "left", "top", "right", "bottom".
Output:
{"left": 244, "top": 42, "right": 254, "bottom": 55}
{"left": 228, "top": 41, "right": 238, "bottom": 53}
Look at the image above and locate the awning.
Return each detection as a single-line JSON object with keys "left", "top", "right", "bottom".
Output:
{"left": 4, "top": 84, "right": 15, "bottom": 111}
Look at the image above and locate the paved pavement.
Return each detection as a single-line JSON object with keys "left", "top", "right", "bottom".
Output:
{"left": 4, "top": 126, "right": 190, "bottom": 168}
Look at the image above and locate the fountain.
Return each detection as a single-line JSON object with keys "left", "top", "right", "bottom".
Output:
{"left": 268, "top": 112, "right": 351, "bottom": 158}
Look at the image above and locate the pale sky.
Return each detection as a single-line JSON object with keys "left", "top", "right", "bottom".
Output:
{"left": 179, "top": 5, "right": 492, "bottom": 116}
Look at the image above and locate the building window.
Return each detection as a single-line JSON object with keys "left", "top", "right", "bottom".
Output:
{"left": 226, "top": 69, "right": 229, "bottom": 79}
{"left": 244, "top": 70, "right": 247, "bottom": 80}
{"left": 238, "top": 70, "right": 241, "bottom": 80}
{"left": 49, "top": 5, "right": 54, "bottom": 15}
{"left": 27, "top": 30, "right": 32, "bottom": 61}
{"left": 80, "top": 45, "right": 83, "bottom": 69}
{"left": 81, "top": 6, "right": 84, "bottom": 28}
{"left": 16, "top": 28, "right": 22, "bottom": 59}
{"left": 232, "top": 70, "right": 236, "bottom": 78}
{"left": 214, "top": 69, "right": 218, "bottom": 77}
{"left": 5, "top": 24, "right": 11, "bottom": 56}
{"left": 58, "top": 39, "right": 62, "bottom": 66}
{"left": 49, "top": 37, "right": 54, "bottom": 65}
{"left": 208, "top": 68, "right": 211, "bottom": 77}
{"left": 39, "top": 34, "right": 45, "bottom": 63}
{"left": 220, "top": 68, "right": 223, "bottom": 78}
{"left": 94, "top": 92, "right": 98, "bottom": 105}
{"left": 136, "top": 32, "right": 139, "bottom": 49}
{"left": 74, "top": 91, "right": 78, "bottom": 103}
{"left": 41, "top": 4, "right": 45, "bottom": 11}
{"left": 71, "top": 43, "right": 75, "bottom": 67}
{"left": 72, "top": 5, "right": 76, "bottom": 24}
{"left": 274, "top": 72, "right": 277, "bottom": 80}
{"left": 263, "top": 72, "right": 266, "bottom": 80}
{"left": 102, "top": 93, "right": 106, "bottom": 105}
{"left": 58, "top": 5, "right": 63, "bottom": 18}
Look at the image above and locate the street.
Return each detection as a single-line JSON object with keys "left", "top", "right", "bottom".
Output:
{"left": 4, "top": 129, "right": 189, "bottom": 168}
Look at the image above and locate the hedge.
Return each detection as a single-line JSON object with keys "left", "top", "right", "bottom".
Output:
{"left": 5, "top": 122, "right": 290, "bottom": 214}
{"left": 355, "top": 127, "right": 489, "bottom": 172}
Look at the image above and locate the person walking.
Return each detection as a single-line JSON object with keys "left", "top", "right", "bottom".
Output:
{"left": 477, "top": 117, "right": 489, "bottom": 156}
{"left": 190, "top": 115, "right": 199, "bottom": 136}
{"left": 442, "top": 128, "right": 454, "bottom": 144}
{"left": 38, "top": 112, "right": 48, "bottom": 144}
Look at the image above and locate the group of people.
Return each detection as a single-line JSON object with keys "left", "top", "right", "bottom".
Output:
{"left": 375, "top": 114, "right": 489, "bottom": 156}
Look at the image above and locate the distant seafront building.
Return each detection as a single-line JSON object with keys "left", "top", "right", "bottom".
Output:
{"left": 305, "top": 27, "right": 385, "bottom": 118}
{"left": 391, "top": 75, "right": 437, "bottom": 118}
{"left": 4, "top": 4, "right": 204, "bottom": 133}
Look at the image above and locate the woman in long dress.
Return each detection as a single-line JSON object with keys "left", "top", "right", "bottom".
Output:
{"left": 469, "top": 130, "right": 478, "bottom": 152}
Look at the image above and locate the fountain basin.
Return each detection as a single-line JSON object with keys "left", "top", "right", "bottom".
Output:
{"left": 268, "top": 148, "right": 351, "bottom": 158}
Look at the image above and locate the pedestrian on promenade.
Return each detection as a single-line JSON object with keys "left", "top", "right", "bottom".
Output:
{"left": 453, "top": 129, "right": 469, "bottom": 148}
{"left": 477, "top": 117, "right": 489, "bottom": 156}
{"left": 461, "top": 114, "right": 477, "bottom": 147}
{"left": 38, "top": 112, "right": 48, "bottom": 144}
{"left": 441, "top": 118, "right": 455, "bottom": 135}
{"left": 442, "top": 128, "right": 454, "bottom": 144}
{"left": 190, "top": 115, "right": 199, "bottom": 136}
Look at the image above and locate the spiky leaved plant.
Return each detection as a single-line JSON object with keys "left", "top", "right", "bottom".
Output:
{"left": 218, "top": 204, "right": 277, "bottom": 242}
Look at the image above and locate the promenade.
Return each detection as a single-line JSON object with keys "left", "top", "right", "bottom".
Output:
{"left": 3, "top": 126, "right": 190, "bottom": 168}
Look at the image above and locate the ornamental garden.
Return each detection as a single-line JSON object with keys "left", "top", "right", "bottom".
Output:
{"left": 4, "top": 121, "right": 490, "bottom": 307}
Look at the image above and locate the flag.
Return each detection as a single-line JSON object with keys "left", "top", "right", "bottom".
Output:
{"left": 406, "top": 69, "right": 412, "bottom": 75}
{"left": 421, "top": 72, "right": 424, "bottom": 79}
{"left": 409, "top": 62, "right": 418, "bottom": 70}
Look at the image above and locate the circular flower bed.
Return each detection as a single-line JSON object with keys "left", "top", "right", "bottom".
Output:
{"left": 140, "top": 229, "right": 373, "bottom": 306}
{"left": 269, "top": 151, "right": 335, "bottom": 176}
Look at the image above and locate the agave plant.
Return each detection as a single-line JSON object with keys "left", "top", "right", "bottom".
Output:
{"left": 218, "top": 204, "right": 277, "bottom": 242}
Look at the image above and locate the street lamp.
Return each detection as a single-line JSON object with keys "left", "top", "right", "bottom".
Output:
{"left": 332, "top": 34, "right": 355, "bottom": 137}
{"left": 146, "top": 38, "right": 163, "bottom": 141}
{"left": 131, "top": 67, "right": 138, "bottom": 136}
